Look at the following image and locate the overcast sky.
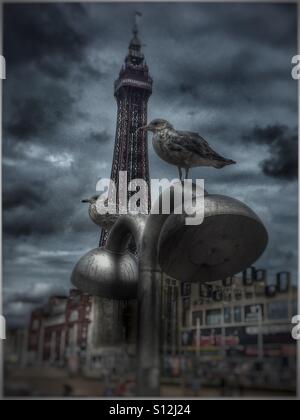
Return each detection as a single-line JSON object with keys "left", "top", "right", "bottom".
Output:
{"left": 2, "top": 2, "right": 298, "bottom": 327}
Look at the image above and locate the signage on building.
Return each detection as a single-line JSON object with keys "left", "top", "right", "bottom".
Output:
{"left": 246, "top": 324, "right": 291, "bottom": 335}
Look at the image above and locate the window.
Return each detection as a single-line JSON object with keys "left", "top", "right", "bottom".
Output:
{"left": 224, "top": 307, "right": 232, "bottom": 324}
{"left": 255, "top": 283, "right": 266, "bottom": 297}
{"left": 266, "top": 285, "right": 277, "bottom": 298}
{"left": 234, "top": 306, "right": 242, "bottom": 323}
{"left": 276, "top": 272, "right": 291, "bottom": 293}
{"left": 200, "top": 284, "right": 213, "bottom": 299}
{"left": 82, "top": 326, "right": 88, "bottom": 339}
{"left": 268, "top": 301, "right": 289, "bottom": 321}
{"left": 182, "top": 310, "right": 189, "bottom": 328}
{"left": 32, "top": 320, "right": 40, "bottom": 331}
{"left": 192, "top": 311, "right": 203, "bottom": 327}
{"left": 255, "top": 269, "right": 266, "bottom": 282}
{"left": 206, "top": 309, "right": 222, "bottom": 326}
{"left": 243, "top": 268, "right": 254, "bottom": 286}
{"left": 70, "top": 310, "right": 79, "bottom": 323}
{"left": 181, "top": 283, "right": 191, "bottom": 297}
{"left": 234, "top": 290, "right": 243, "bottom": 301}
{"left": 182, "top": 298, "right": 191, "bottom": 310}
{"left": 245, "top": 287, "right": 254, "bottom": 299}
{"left": 181, "top": 331, "right": 193, "bottom": 347}
{"left": 212, "top": 288, "right": 223, "bottom": 302}
{"left": 223, "top": 278, "right": 233, "bottom": 287}
{"left": 245, "top": 304, "right": 264, "bottom": 323}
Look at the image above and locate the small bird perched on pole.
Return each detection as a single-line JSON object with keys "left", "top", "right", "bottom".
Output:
{"left": 139, "top": 119, "right": 236, "bottom": 181}
{"left": 81, "top": 195, "right": 119, "bottom": 231}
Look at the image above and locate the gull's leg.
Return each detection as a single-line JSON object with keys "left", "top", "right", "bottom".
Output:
{"left": 185, "top": 168, "right": 190, "bottom": 180}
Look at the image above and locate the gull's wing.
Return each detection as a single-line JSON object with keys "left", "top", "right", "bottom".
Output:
{"left": 170, "top": 130, "right": 236, "bottom": 164}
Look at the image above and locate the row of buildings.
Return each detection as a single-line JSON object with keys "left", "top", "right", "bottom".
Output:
{"left": 5, "top": 267, "right": 298, "bottom": 383}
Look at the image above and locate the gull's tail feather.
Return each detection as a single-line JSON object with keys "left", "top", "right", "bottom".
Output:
{"left": 213, "top": 158, "right": 236, "bottom": 169}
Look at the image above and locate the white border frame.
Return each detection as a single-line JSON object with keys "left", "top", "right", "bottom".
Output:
{"left": 0, "top": 0, "right": 4, "bottom": 402}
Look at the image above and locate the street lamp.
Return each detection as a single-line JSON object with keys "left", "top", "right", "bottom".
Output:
{"left": 255, "top": 305, "right": 264, "bottom": 362}
{"left": 71, "top": 186, "right": 268, "bottom": 396}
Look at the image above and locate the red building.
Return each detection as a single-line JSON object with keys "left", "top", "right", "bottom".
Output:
{"left": 27, "top": 291, "right": 92, "bottom": 367}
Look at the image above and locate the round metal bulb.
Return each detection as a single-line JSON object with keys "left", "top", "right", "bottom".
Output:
{"left": 71, "top": 247, "right": 138, "bottom": 300}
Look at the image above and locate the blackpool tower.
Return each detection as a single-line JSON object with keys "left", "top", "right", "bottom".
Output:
{"left": 91, "top": 16, "right": 153, "bottom": 352}
{"left": 100, "top": 15, "right": 153, "bottom": 245}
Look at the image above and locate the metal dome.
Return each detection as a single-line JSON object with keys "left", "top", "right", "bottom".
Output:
{"left": 71, "top": 247, "right": 138, "bottom": 300}
{"left": 158, "top": 194, "right": 268, "bottom": 283}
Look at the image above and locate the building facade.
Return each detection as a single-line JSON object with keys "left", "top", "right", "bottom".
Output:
{"left": 18, "top": 290, "right": 134, "bottom": 377}
{"left": 7, "top": 266, "right": 296, "bottom": 392}
{"left": 26, "top": 292, "right": 92, "bottom": 367}
{"left": 161, "top": 268, "right": 297, "bottom": 392}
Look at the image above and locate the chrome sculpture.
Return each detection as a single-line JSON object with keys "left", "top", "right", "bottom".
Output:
{"left": 72, "top": 185, "right": 268, "bottom": 396}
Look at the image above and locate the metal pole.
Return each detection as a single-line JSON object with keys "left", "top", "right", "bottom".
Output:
{"left": 221, "top": 301, "right": 226, "bottom": 360}
{"left": 105, "top": 212, "right": 170, "bottom": 396}
{"left": 257, "top": 305, "right": 264, "bottom": 362}
{"left": 137, "top": 213, "right": 171, "bottom": 396}
{"left": 137, "top": 266, "right": 163, "bottom": 396}
{"left": 196, "top": 316, "right": 201, "bottom": 357}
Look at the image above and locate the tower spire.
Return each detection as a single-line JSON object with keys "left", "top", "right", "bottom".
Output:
{"left": 133, "top": 11, "right": 142, "bottom": 36}
{"left": 126, "top": 12, "right": 146, "bottom": 67}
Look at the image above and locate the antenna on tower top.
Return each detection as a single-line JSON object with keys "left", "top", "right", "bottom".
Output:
{"left": 133, "top": 11, "right": 143, "bottom": 34}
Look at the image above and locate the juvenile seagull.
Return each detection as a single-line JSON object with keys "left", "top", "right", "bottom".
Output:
{"left": 139, "top": 119, "right": 236, "bottom": 180}
{"left": 81, "top": 195, "right": 119, "bottom": 231}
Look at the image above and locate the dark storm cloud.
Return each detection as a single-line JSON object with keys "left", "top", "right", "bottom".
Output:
{"left": 84, "top": 130, "right": 110, "bottom": 144}
{"left": 208, "top": 3, "right": 297, "bottom": 47}
{"left": 4, "top": 209, "right": 58, "bottom": 237}
{"left": 5, "top": 84, "right": 75, "bottom": 140}
{"left": 3, "top": 172, "right": 93, "bottom": 238}
{"left": 7, "top": 98, "right": 46, "bottom": 140}
{"left": 3, "top": 181, "right": 47, "bottom": 210}
{"left": 4, "top": 282, "right": 68, "bottom": 327}
{"left": 244, "top": 125, "right": 298, "bottom": 180}
{"left": 157, "top": 42, "right": 296, "bottom": 120}
{"left": 4, "top": 3, "right": 88, "bottom": 77}
{"left": 2, "top": 3, "right": 298, "bottom": 326}
{"left": 6, "top": 284, "right": 67, "bottom": 305}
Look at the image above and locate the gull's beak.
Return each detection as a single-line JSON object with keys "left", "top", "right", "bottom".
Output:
{"left": 81, "top": 198, "right": 90, "bottom": 204}
{"left": 136, "top": 125, "right": 150, "bottom": 134}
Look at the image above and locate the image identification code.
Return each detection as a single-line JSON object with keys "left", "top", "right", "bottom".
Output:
{"left": 152, "top": 405, "right": 191, "bottom": 416}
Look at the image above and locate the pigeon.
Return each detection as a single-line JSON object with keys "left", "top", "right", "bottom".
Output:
{"left": 81, "top": 195, "right": 119, "bottom": 231}
{"left": 139, "top": 119, "right": 236, "bottom": 180}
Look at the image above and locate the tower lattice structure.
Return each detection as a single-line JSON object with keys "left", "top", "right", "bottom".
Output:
{"left": 100, "top": 22, "right": 153, "bottom": 246}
